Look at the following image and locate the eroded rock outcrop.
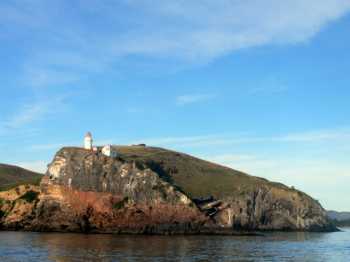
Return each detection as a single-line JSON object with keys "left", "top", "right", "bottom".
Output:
{"left": 0, "top": 146, "right": 337, "bottom": 233}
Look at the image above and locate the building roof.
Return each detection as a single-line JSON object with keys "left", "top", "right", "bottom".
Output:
{"left": 85, "top": 132, "right": 92, "bottom": 138}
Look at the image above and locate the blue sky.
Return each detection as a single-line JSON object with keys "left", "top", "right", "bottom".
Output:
{"left": 1, "top": 0, "right": 350, "bottom": 211}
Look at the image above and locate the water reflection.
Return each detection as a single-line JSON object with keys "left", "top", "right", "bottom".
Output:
{"left": 0, "top": 230, "right": 349, "bottom": 262}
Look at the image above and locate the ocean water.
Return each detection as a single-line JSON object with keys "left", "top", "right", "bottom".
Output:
{"left": 0, "top": 228, "right": 349, "bottom": 262}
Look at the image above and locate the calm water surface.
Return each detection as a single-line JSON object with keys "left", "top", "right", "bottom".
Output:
{"left": 0, "top": 228, "right": 349, "bottom": 262}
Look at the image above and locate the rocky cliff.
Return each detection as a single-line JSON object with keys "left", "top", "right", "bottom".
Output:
{"left": 0, "top": 146, "right": 337, "bottom": 234}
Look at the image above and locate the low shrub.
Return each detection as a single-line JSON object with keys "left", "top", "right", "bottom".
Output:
{"left": 113, "top": 197, "right": 129, "bottom": 209}
{"left": 19, "top": 191, "right": 39, "bottom": 203}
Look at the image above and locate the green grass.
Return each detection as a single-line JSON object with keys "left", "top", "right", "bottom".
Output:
{"left": 0, "top": 164, "right": 43, "bottom": 191}
{"left": 19, "top": 190, "right": 39, "bottom": 203}
{"left": 113, "top": 197, "right": 129, "bottom": 209}
{"left": 115, "top": 145, "right": 290, "bottom": 199}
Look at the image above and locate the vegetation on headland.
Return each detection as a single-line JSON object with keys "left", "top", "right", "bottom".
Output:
{"left": 327, "top": 211, "right": 350, "bottom": 227}
{"left": 0, "top": 164, "right": 43, "bottom": 191}
{"left": 19, "top": 190, "right": 40, "bottom": 203}
{"left": 116, "top": 145, "right": 296, "bottom": 200}
{"left": 0, "top": 145, "right": 337, "bottom": 233}
{"left": 332, "top": 219, "right": 350, "bottom": 227}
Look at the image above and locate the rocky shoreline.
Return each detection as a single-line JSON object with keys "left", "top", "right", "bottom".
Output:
{"left": 0, "top": 146, "right": 338, "bottom": 234}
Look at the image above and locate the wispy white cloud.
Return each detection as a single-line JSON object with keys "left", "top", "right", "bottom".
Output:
{"left": 126, "top": 107, "right": 145, "bottom": 114}
{"left": 132, "top": 135, "right": 218, "bottom": 147}
{"left": 249, "top": 77, "right": 289, "bottom": 95}
{"left": 0, "top": 96, "right": 68, "bottom": 135}
{"left": 176, "top": 94, "right": 216, "bottom": 106}
{"left": 121, "top": 0, "right": 350, "bottom": 61}
{"left": 250, "top": 86, "right": 287, "bottom": 95}
{"left": 132, "top": 127, "right": 350, "bottom": 149}
{"left": 278, "top": 129, "right": 350, "bottom": 142}
{"left": 24, "top": 68, "right": 80, "bottom": 88}
{"left": 4, "top": 103, "right": 47, "bottom": 129}
{"left": 2, "top": 1, "right": 350, "bottom": 86}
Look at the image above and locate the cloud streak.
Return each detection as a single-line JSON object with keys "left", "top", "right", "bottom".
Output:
{"left": 1, "top": 0, "right": 350, "bottom": 86}
{"left": 176, "top": 94, "right": 216, "bottom": 106}
{"left": 132, "top": 127, "right": 350, "bottom": 148}
{"left": 0, "top": 96, "right": 67, "bottom": 136}
{"left": 4, "top": 103, "right": 48, "bottom": 129}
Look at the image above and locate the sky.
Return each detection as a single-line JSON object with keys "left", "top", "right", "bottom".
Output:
{"left": 1, "top": 0, "right": 350, "bottom": 211}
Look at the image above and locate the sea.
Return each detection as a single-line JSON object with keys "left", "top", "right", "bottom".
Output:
{"left": 0, "top": 228, "right": 349, "bottom": 262}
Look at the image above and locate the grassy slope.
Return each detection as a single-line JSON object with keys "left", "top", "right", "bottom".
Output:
{"left": 334, "top": 219, "right": 350, "bottom": 227}
{"left": 327, "top": 211, "right": 350, "bottom": 221}
{"left": 0, "top": 164, "right": 43, "bottom": 191}
{"left": 116, "top": 145, "right": 292, "bottom": 199}
{"left": 327, "top": 211, "right": 350, "bottom": 227}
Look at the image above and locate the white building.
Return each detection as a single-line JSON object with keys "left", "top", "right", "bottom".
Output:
{"left": 102, "top": 144, "right": 118, "bottom": 158}
{"left": 84, "top": 132, "right": 93, "bottom": 150}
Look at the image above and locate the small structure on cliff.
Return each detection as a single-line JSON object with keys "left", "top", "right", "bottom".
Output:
{"left": 102, "top": 144, "right": 118, "bottom": 158}
{"left": 83, "top": 132, "right": 118, "bottom": 158}
{"left": 84, "top": 132, "right": 93, "bottom": 150}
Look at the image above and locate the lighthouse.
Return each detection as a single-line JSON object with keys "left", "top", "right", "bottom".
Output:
{"left": 84, "top": 132, "right": 93, "bottom": 150}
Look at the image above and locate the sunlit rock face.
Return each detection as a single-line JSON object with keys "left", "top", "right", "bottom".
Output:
{"left": 34, "top": 147, "right": 206, "bottom": 233}
{"left": 47, "top": 156, "right": 66, "bottom": 180}
{"left": 46, "top": 148, "right": 196, "bottom": 206}
{"left": 0, "top": 147, "right": 336, "bottom": 234}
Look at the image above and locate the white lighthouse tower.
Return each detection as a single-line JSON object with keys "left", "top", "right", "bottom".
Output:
{"left": 84, "top": 132, "right": 93, "bottom": 150}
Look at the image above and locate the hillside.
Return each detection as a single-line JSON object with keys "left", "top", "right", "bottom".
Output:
{"left": 333, "top": 219, "right": 350, "bottom": 227}
{"left": 0, "top": 146, "right": 336, "bottom": 233}
{"left": 327, "top": 211, "right": 350, "bottom": 227}
{"left": 0, "top": 164, "right": 43, "bottom": 191}
{"left": 327, "top": 211, "right": 350, "bottom": 221}
{"left": 117, "top": 146, "right": 299, "bottom": 199}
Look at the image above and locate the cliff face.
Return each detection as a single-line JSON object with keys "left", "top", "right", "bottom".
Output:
{"left": 0, "top": 146, "right": 337, "bottom": 233}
